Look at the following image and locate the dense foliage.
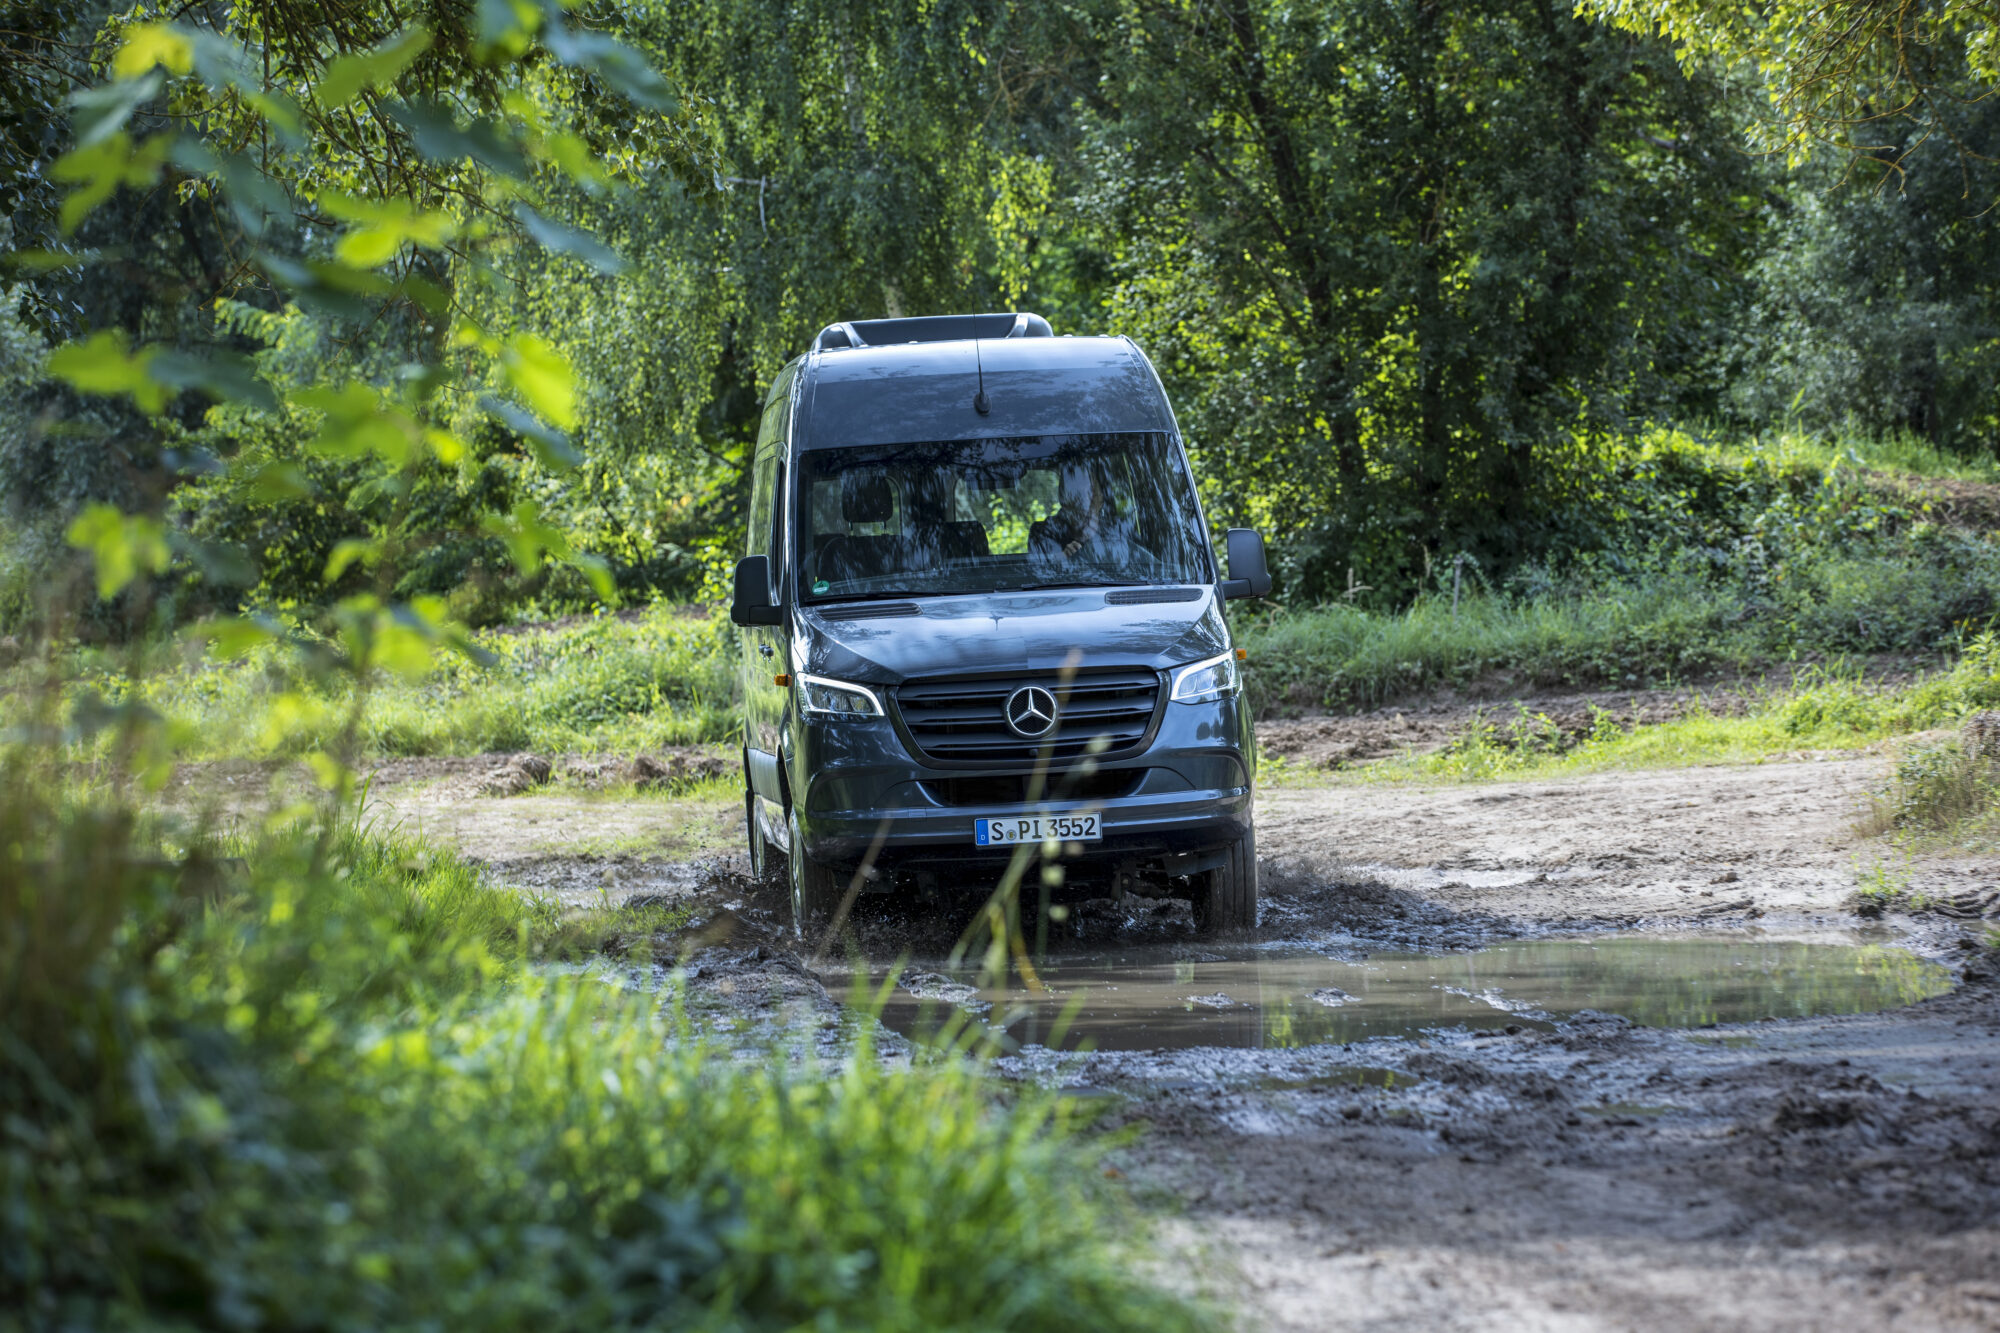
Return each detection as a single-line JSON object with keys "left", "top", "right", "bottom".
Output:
{"left": 0, "top": 770, "right": 1204, "bottom": 1330}
{"left": 4, "top": 0, "right": 1998, "bottom": 624}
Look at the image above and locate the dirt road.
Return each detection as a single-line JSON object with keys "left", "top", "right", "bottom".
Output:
{"left": 365, "top": 747, "right": 2000, "bottom": 1331}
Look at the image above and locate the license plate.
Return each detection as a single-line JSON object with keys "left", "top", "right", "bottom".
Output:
{"left": 974, "top": 813, "right": 1102, "bottom": 846}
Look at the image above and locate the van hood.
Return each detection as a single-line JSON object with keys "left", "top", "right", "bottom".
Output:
{"left": 791, "top": 588, "right": 1228, "bottom": 685}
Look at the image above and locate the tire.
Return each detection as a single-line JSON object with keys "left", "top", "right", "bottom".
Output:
{"left": 786, "top": 807, "right": 845, "bottom": 937}
{"left": 1193, "top": 824, "right": 1258, "bottom": 935}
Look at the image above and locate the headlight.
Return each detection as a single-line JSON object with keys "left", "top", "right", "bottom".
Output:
{"left": 796, "top": 672, "right": 885, "bottom": 718}
{"left": 1171, "top": 650, "right": 1241, "bottom": 703}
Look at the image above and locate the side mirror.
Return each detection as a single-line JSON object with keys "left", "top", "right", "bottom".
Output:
{"left": 730, "top": 555, "right": 783, "bottom": 626}
{"left": 1221, "top": 529, "right": 1272, "bottom": 600}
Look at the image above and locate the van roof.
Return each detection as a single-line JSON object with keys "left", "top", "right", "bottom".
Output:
{"left": 796, "top": 333, "right": 1173, "bottom": 450}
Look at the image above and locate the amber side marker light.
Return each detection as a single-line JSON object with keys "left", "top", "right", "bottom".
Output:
{"left": 774, "top": 673, "right": 791, "bottom": 686}
{"left": 1234, "top": 649, "right": 1247, "bottom": 661}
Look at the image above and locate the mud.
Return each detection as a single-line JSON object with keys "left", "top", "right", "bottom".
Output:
{"left": 358, "top": 746, "right": 1999, "bottom": 1329}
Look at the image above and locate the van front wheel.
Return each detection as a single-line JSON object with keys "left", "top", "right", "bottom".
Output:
{"left": 1193, "top": 826, "right": 1258, "bottom": 935}
{"left": 786, "top": 808, "right": 845, "bottom": 938}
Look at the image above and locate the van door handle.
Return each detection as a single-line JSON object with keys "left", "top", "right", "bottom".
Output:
{"left": 758, "top": 643, "right": 774, "bottom": 658}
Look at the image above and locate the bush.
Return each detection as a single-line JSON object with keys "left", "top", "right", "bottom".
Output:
{"left": 0, "top": 768, "right": 1202, "bottom": 1331}
{"left": 1872, "top": 739, "right": 1999, "bottom": 833}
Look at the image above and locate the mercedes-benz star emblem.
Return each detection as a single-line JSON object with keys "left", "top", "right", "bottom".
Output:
{"left": 1003, "top": 685, "right": 1059, "bottom": 738}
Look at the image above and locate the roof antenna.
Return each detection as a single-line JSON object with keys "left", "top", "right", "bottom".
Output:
{"left": 972, "top": 332, "right": 991, "bottom": 415}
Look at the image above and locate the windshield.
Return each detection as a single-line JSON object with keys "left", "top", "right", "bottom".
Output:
{"left": 795, "top": 433, "right": 1212, "bottom": 601}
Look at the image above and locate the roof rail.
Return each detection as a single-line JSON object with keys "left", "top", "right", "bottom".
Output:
{"left": 813, "top": 311, "right": 1053, "bottom": 353}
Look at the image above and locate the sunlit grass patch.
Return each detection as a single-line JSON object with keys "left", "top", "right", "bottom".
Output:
{"left": 30, "top": 602, "right": 741, "bottom": 761}
{"left": 1709, "top": 428, "right": 2000, "bottom": 484}
{"left": 1312, "top": 647, "right": 2000, "bottom": 786}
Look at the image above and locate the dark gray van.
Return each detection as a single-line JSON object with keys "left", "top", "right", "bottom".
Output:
{"left": 728, "top": 312, "right": 1271, "bottom": 936}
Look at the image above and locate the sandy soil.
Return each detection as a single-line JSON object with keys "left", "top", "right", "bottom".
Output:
{"left": 337, "top": 739, "right": 2000, "bottom": 1329}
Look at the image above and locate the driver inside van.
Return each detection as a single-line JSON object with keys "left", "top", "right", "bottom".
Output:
{"left": 1030, "top": 463, "right": 1105, "bottom": 564}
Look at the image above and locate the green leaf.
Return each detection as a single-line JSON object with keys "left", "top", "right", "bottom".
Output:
{"left": 304, "top": 751, "right": 351, "bottom": 792}
{"left": 479, "top": 498, "right": 569, "bottom": 575}
{"left": 480, "top": 395, "right": 581, "bottom": 470}
{"left": 318, "top": 27, "right": 434, "bottom": 110}
{"left": 193, "top": 614, "right": 285, "bottom": 659}
{"left": 152, "top": 349, "right": 279, "bottom": 411}
{"left": 257, "top": 252, "right": 395, "bottom": 319}
{"left": 67, "top": 72, "right": 163, "bottom": 147}
{"left": 294, "top": 382, "right": 420, "bottom": 467}
{"left": 51, "top": 132, "right": 172, "bottom": 233}
{"left": 541, "top": 24, "right": 677, "bottom": 113}
{"left": 325, "top": 537, "right": 381, "bottom": 583}
{"left": 538, "top": 131, "right": 611, "bottom": 191}
{"left": 66, "top": 504, "right": 171, "bottom": 600}
{"left": 569, "top": 551, "right": 615, "bottom": 602}
{"left": 213, "top": 154, "right": 293, "bottom": 238}
{"left": 244, "top": 460, "right": 313, "bottom": 500}
{"left": 113, "top": 24, "right": 194, "bottom": 78}
{"left": 320, "top": 191, "right": 458, "bottom": 267}
{"left": 48, "top": 330, "right": 170, "bottom": 413}
{"left": 176, "top": 534, "right": 257, "bottom": 586}
{"left": 500, "top": 332, "right": 578, "bottom": 430}
{"left": 2, "top": 248, "right": 98, "bottom": 274}
{"left": 515, "top": 204, "right": 625, "bottom": 275}
{"left": 389, "top": 99, "right": 532, "bottom": 178}
{"left": 476, "top": 0, "right": 541, "bottom": 55}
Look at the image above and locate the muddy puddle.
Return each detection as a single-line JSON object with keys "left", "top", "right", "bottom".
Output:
{"left": 863, "top": 932, "right": 1953, "bottom": 1052}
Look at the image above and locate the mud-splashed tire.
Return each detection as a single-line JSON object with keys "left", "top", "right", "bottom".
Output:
{"left": 786, "top": 808, "right": 843, "bottom": 937}
{"left": 1194, "top": 826, "right": 1257, "bottom": 935}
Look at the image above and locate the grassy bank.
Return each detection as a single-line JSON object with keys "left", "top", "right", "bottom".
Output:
{"left": 1308, "top": 643, "right": 2000, "bottom": 786}
{"left": 0, "top": 772, "right": 1206, "bottom": 1330}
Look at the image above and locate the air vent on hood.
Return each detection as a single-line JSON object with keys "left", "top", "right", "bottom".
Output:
{"left": 1105, "top": 587, "right": 1201, "bottom": 605}
{"left": 816, "top": 601, "right": 920, "bottom": 621}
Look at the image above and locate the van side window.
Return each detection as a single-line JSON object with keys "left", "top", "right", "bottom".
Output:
{"left": 745, "top": 444, "right": 774, "bottom": 559}
{"left": 743, "top": 379, "right": 790, "bottom": 564}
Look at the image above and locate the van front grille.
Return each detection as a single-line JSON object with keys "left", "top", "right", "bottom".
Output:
{"left": 895, "top": 668, "right": 1161, "bottom": 764}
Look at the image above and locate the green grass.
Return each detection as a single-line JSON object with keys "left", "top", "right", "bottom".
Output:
{"left": 1237, "top": 574, "right": 1752, "bottom": 714}
{"left": 1238, "top": 539, "right": 2000, "bottom": 715}
{"left": 1307, "top": 646, "right": 2000, "bottom": 786}
{"left": 1708, "top": 428, "right": 2000, "bottom": 484}
{"left": 1852, "top": 730, "right": 2000, "bottom": 855}
{"left": 47, "top": 601, "right": 741, "bottom": 759}
{"left": 1, "top": 767, "right": 1209, "bottom": 1331}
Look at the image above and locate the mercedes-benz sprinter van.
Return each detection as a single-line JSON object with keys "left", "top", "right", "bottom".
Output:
{"left": 729, "top": 312, "right": 1271, "bottom": 935}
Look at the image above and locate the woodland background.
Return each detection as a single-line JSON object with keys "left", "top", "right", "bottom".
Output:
{"left": 5, "top": 0, "right": 1998, "bottom": 635}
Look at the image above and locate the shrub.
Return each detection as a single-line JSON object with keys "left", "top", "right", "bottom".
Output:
{"left": 1872, "top": 739, "right": 1999, "bottom": 833}
{"left": 0, "top": 768, "right": 1203, "bottom": 1331}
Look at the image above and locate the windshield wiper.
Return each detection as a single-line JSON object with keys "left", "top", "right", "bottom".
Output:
{"left": 807, "top": 590, "right": 927, "bottom": 605}
{"left": 1003, "top": 580, "right": 1149, "bottom": 592}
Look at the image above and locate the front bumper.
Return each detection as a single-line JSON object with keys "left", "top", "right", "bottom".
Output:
{"left": 783, "top": 691, "right": 1254, "bottom": 875}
